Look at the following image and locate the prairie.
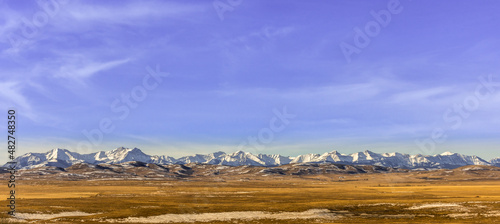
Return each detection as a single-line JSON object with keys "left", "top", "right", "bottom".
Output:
{"left": 1, "top": 165, "right": 500, "bottom": 223}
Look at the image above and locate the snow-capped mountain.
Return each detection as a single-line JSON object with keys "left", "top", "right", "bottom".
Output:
{"left": 217, "top": 151, "right": 291, "bottom": 166}
{"left": 315, "top": 150, "right": 354, "bottom": 163}
{"left": 103, "top": 147, "right": 151, "bottom": 163}
{"left": 5, "top": 147, "right": 499, "bottom": 170}
{"left": 14, "top": 148, "right": 89, "bottom": 169}
{"left": 176, "top": 151, "right": 226, "bottom": 165}
{"left": 290, "top": 153, "right": 321, "bottom": 163}
{"left": 490, "top": 157, "right": 500, "bottom": 166}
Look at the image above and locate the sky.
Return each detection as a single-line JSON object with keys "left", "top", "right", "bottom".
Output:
{"left": 1, "top": 0, "right": 500, "bottom": 163}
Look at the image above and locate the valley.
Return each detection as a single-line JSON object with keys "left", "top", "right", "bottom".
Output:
{"left": 2, "top": 164, "right": 500, "bottom": 223}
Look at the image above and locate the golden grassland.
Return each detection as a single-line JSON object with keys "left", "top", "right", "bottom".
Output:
{"left": 1, "top": 170, "right": 500, "bottom": 223}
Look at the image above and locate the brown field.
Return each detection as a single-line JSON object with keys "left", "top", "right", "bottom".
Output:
{"left": 2, "top": 165, "right": 500, "bottom": 223}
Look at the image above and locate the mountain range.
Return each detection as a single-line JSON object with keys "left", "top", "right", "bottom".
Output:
{"left": 5, "top": 147, "right": 500, "bottom": 170}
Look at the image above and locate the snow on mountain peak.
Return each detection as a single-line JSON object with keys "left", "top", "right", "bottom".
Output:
{"left": 440, "top": 151, "right": 456, "bottom": 156}
{"left": 211, "top": 151, "right": 226, "bottom": 157}
{"left": 330, "top": 150, "right": 341, "bottom": 155}
{"left": 290, "top": 153, "right": 321, "bottom": 163}
{"left": 231, "top": 150, "right": 246, "bottom": 156}
{"left": 46, "top": 148, "right": 77, "bottom": 162}
{"left": 5, "top": 148, "right": 499, "bottom": 170}
{"left": 104, "top": 147, "right": 150, "bottom": 163}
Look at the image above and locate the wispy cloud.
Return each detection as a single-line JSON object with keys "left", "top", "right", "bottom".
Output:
{"left": 228, "top": 26, "right": 295, "bottom": 52}
{"left": 1, "top": 0, "right": 500, "bottom": 163}
{"left": 0, "top": 81, "right": 38, "bottom": 121}
{"left": 298, "top": 118, "right": 354, "bottom": 126}
{"left": 251, "top": 26, "right": 295, "bottom": 40}
{"left": 0, "top": 81, "right": 30, "bottom": 110}
{"left": 214, "top": 80, "right": 382, "bottom": 105}
{"left": 61, "top": 1, "right": 206, "bottom": 25}
{"left": 390, "top": 87, "right": 453, "bottom": 104}
{"left": 55, "top": 57, "right": 131, "bottom": 80}
{"left": 0, "top": 6, "right": 23, "bottom": 42}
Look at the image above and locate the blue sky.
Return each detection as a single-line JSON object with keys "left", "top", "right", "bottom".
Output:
{"left": 1, "top": 0, "right": 500, "bottom": 162}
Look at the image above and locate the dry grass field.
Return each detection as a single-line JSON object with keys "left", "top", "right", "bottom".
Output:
{"left": 2, "top": 165, "right": 500, "bottom": 223}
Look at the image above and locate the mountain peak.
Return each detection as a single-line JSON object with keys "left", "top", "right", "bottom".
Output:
{"left": 211, "top": 151, "right": 226, "bottom": 157}
{"left": 130, "top": 147, "right": 144, "bottom": 153}
{"left": 329, "top": 150, "right": 341, "bottom": 155}
{"left": 4, "top": 148, "right": 497, "bottom": 170}
{"left": 440, "top": 151, "right": 456, "bottom": 156}
{"left": 46, "top": 148, "right": 74, "bottom": 161}
{"left": 49, "top": 148, "right": 70, "bottom": 153}
{"left": 112, "top": 146, "right": 129, "bottom": 152}
{"left": 232, "top": 150, "right": 246, "bottom": 155}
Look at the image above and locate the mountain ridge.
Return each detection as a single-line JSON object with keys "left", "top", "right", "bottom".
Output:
{"left": 5, "top": 147, "right": 499, "bottom": 170}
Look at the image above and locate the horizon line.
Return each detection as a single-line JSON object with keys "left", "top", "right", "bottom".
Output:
{"left": 22, "top": 146, "right": 498, "bottom": 159}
